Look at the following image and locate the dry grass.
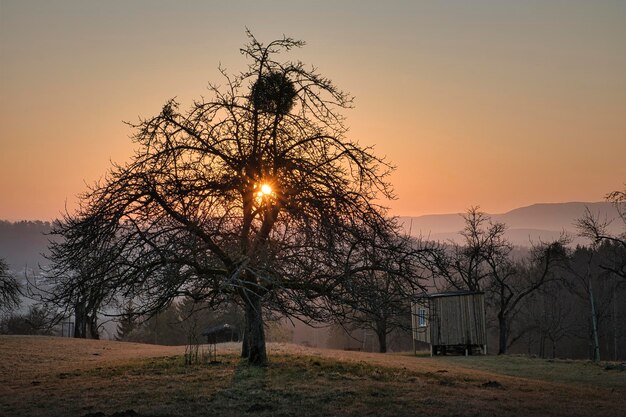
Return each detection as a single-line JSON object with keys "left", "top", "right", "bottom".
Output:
{"left": 437, "top": 354, "right": 626, "bottom": 392}
{"left": 0, "top": 336, "right": 623, "bottom": 417}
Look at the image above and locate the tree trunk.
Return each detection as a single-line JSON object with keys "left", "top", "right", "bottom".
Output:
{"left": 241, "top": 327, "right": 249, "bottom": 358}
{"left": 613, "top": 294, "right": 618, "bottom": 361}
{"left": 588, "top": 282, "right": 601, "bottom": 362}
{"left": 88, "top": 315, "right": 100, "bottom": 340}
{"left": 498, "top": 313, "right": 508, "bottom": 355}
{"left": 375, "top": 320, "right": 387, "bottom": 353}
{"left": 74, "top": 301, "right": 86, "bottom": 338}
{"left": 243, "top": 294, "right": 267, "bottom": 366}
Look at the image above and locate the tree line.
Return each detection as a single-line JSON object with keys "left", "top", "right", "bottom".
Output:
{"left": 420, "top": 197, "right": 625, "bottom": 360}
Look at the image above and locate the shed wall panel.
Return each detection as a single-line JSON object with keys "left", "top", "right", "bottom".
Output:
{"left": 412, "top": 292, "right": 486, "bottom": 348}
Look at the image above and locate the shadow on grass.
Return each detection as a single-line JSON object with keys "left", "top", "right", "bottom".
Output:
{"left": 205, "top": 355, "right": 432, "bottom": 416}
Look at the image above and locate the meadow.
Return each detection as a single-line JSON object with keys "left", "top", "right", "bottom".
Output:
{"left": 0, "top": 336, "right": 623, "bottom": 417}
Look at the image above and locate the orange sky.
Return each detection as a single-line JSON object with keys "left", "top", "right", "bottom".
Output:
{"left": 1, "top": 1, "right": 625, "bottom": 221}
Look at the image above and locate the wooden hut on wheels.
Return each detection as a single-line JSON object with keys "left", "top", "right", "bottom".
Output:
{"left": 411, "top": 291, "right": 487, "bottom": 356}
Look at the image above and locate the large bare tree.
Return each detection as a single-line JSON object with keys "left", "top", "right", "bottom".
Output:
{"left": 47, "top": 32, "right": 410, "bottom": 365}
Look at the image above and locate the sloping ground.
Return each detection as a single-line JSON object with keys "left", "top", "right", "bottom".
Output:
{"left": 0, "top": 336, "right": 623, "bottom": 417}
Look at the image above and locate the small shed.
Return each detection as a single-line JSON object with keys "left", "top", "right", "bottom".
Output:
{"left": 411, "top": 291, "right": 487, "bottom": 356}
{"left": 201, "top": 323, "right": 239, "bottom": 363}
{"left": 201, "top": 323, "right": 239, "bottom": 344}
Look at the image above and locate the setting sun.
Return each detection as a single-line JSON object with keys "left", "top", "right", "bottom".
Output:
{"left": 261, "top": 184, "right": 272, "bottom": 195}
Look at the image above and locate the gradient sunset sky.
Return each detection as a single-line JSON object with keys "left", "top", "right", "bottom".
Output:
{"left": 1, "top": 0, "right": 625, "bottom": 221}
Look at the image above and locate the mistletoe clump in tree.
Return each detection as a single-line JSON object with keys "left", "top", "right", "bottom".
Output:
{"left": 48, "top": 32, "right": 416, "bottom": 365}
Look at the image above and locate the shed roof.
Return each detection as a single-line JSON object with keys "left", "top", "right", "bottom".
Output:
{"left": 201, "top": 323, "right": 236, "bottom": 336}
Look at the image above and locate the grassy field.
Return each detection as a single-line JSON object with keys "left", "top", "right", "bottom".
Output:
{"left": 0, "top": 336, "right": 623, "bottom": 417}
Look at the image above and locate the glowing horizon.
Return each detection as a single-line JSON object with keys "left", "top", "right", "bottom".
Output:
{"left": 1, "top": 1, "right": 625, "bottom": 222}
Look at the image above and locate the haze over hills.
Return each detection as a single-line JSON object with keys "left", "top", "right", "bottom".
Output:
{"left": 0, "top": 202, "right": 622, "bottom": 273}
{"left": 398, "top": 201, "right": 621, "bottom": 247}
{"left": 0, "top": 220, "right": 52, "bottom": 273}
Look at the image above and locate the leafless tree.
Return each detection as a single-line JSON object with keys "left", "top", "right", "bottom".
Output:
{"left": 333, "top": 233, "right": 427, "bottom": 353}
{"left": 46, "top": 32, "right": 407, "bottom": 365}
{"left": 577, "top": 187, "right": 626, "bottom": 280}
{"left": 520, "top": 280, "right": 575, "bottom": 358}
{"left": 0, "top": 258, "right": 20, "bottom": 313}
{"left": 427, "top": 208, "right": 500, "bottom": 292}
{"left": 37, "top": 218, "right": 121, "bottom": 339}
{"left": 562, "top": 243, "right": 624, "bottom": 362}
{"left": 486, "top": 242, "right": 566, "bottom": 354}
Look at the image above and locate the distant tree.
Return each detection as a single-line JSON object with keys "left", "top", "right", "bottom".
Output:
{"left": 41, "top": 225, "right": 118, "bottom": 340}
{"left": 132, "top": 304, "right": 188, "bottom": 345}
{"left": 47, "top": 32, "right": 407, "bottom": 365}
{"left": 0, "top": 258, "right": 20, "bottom": 313}
{"left": 577, "top": 187, "right": 626, "bottom": 280}
{"left": 519, "top": 280, "right": 576, "bottom": 358}
{"left": 115, "top": 301, "right": 138, "bottom": 341}
{"left": 338, "top": 233, "right": 426, "bottom": 353}
{"left": 562, "top": 243, "right": 623, "bottom": 362}
{"left": 427, "top": 208, "right": 498, "bottom": 292}
{"left": 118, "top": 298, "right": 244, "bottom": 346}
{"left": 177, "top": 297, "right": 244, "bottom": 343}
{"left": 0, "top": 305, "right": 55, "bottom": 335}
{"left": 486, "top": 241, "right": 566, "bottom": 354}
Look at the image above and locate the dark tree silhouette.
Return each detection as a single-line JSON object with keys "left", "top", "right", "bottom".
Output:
{"left": 47, "top": 32, "right": 410, "bottom": 365}
{"left": 0, "top": 258, "right": 20, "bottom": 313}
{"left": 39, "top": 223, "right": 118, "bottom": 339}
{"left": 561, "top": 243, "right": 624, "bottom": 362}
{"left": 335, "top": 233, "right": 426, "bottom": 353}
{"left": 426, "top": 208, "right": 498, "bottom": 292}
{"left": 0, "top": 305, "right": 55, "bottom": 336}
{"left": 577, "top": 187, "right": 626, "bottom": 280}
{"left": 115, "top": 301, "right": 138, "bottom": 341}
{"left": 520, "top": 280, "right": 576, "bottom": 359}
{"left": 486, "top": 241, "right": 566, "bottom": 354}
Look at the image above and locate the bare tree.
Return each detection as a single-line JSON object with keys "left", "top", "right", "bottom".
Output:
{"left": 336, "top": 233, "right": 426, "bottom": 353}
{"left": 47, "top": 32, "right": 404, "bottom": 365}
{"left": 0, "top": 258, "right": 20, "bottom": 313}
{"left": 563, "top": 243, "right": 624, "bottom": 362}
{"left": 577, "top": 187, "right": 626, "bottom": 280}
{"left": 427, "top": 208, "right": 499, "bottom": 292}
{"left": 519, "top": 279, "right": 576, "bottom": 358}
{"left": 39, "top": 219, "right": 120, "bottom": 339}
{"left": 486, "top": 242, "right": 566, "bottom": 354}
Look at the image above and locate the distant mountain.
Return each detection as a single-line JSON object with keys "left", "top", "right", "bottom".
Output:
{"left": 0, "top": 220, "right": 53, "bottom": 273}
{"left": 0, "top": 202, "right": 621, "bottom": 271}
{"left": 399, "top": 202, "right": 621, "bottom": 247}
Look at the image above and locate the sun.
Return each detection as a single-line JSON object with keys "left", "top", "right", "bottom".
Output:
{"left": 261, "top": 184, "right": 272, "bottom": 195}
{"left": 256, "top": 183, "right": 274, "bottom": 199}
